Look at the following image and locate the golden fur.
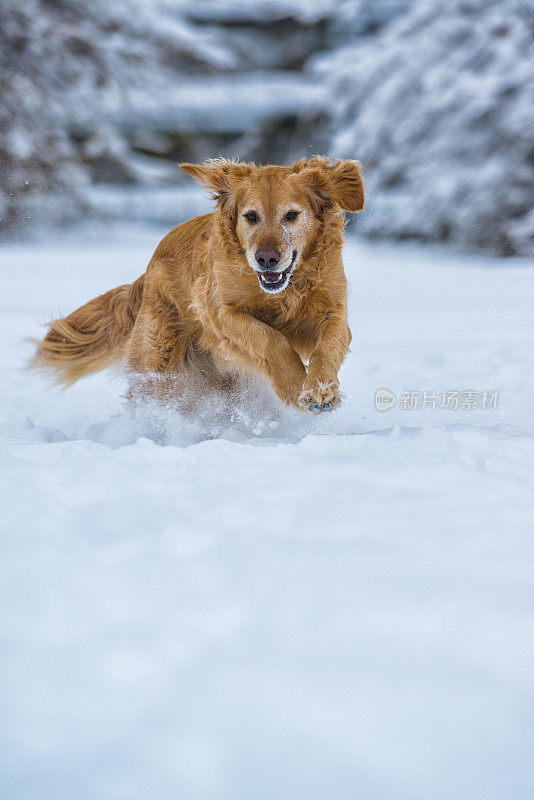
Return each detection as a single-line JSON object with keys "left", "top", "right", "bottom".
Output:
{"left": 33, "top": 156, "right": 364, "bottom": 412}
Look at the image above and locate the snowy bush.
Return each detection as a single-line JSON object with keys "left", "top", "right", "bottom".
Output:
{"left": 0, "top": 0, "right": 238, "bottom": 230}
{"left": 315, "top": 0, "right": 534, "bottom": 255}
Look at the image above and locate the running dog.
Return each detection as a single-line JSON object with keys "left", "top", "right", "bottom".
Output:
{"left": 34, "top": 156, "right": 364, "bottom": 412}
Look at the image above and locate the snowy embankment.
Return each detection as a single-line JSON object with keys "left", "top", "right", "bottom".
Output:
{"left": 1, "top": 230, "right": 533, "bottom": 799}
{"left": 314, "top": 0, "right": 534, "bottom": 256}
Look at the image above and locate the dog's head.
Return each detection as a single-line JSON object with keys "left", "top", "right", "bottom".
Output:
{"left": 180, "top": 157, "right": 364, "bottom": 294}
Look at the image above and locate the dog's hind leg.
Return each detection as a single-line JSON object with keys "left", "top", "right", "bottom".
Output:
{"left": 126, "top": 308, "right": 238, "bottom": 411}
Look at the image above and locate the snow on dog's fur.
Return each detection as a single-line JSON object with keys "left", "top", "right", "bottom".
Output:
{"left": 33, "top": 157, "right": 364, "bottom": 412}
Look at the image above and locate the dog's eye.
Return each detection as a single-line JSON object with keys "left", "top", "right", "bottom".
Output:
{"left": 244, "top": 211, "right": 258, "bottom": 223}
{"left": 285, "top": 210, "right": 299, "bottom": 222}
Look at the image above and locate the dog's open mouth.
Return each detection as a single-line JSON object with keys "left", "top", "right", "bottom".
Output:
{"left": 257, "top": 250, "right": 297, "bottom": 294}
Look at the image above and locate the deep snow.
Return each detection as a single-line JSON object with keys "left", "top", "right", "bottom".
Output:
{"left": 1, "top": 230, "right": 533, "bottom": 799}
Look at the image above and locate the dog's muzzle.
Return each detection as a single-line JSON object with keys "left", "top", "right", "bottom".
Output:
{"left": 257, "top": 250, "right": 297, "bottom": 294}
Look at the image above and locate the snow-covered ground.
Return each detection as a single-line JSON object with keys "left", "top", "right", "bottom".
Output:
{"left": 1, "top": 229, "right": 533, "bottom": 799}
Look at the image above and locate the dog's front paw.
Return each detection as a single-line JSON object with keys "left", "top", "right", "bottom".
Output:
{"left": 299, "top": 379, "right": 342, "bottom": 413}
{"left": 272, "top": 361, "right": 307, "bottom": 408}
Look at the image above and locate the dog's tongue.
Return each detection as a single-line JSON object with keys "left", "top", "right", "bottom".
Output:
{"left": 262, "top": 271, "right": 280, "bottom": 283}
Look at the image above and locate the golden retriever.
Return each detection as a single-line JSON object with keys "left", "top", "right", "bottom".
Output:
{"left": 33, "top": 156, "right": 364, "bottom": 413}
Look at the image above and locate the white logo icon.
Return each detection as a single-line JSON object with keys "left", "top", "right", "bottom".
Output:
{"left": 375, "top": 388, "right": 396, "bottom": 411}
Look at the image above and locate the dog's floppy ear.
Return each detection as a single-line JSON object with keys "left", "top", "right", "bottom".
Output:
{"left": 294, "top": 157, "right": 364, "bottom": 213}
{"left": 180, "top": 159, "right": 253, "bottom": 217}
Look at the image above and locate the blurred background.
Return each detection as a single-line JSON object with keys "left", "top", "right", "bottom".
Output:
{"left": 1, "top": 0, "right": 533, "bottom": 255}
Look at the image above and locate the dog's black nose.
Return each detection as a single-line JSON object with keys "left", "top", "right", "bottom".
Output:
{"left": 255, "top": 248, "right": 280, "bottom": 268}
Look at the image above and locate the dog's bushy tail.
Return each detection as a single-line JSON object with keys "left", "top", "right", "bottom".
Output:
{"left": 32, "top": 275, "right": 145, "bottom": 385}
